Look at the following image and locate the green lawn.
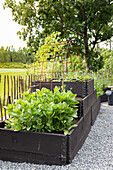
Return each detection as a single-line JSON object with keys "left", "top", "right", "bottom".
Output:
{"left": 0, "top": 62, "right": 26, "bottom": 69}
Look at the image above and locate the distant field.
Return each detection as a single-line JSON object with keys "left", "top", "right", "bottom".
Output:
{"left": 0, "top": 68, "right": 26, "bottom": 73}
{"left": 0, "top": 69, "right": 33, "bottom": 103}
{"left": 0, "top": 62, "right": 26, "bottom": 69}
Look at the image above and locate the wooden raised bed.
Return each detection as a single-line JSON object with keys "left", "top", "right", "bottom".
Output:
{"left": 0, "top": 107, "right": 92, "bottom": 165}
{"left": 0, "top": 125, "right": 67, "bottom": 165}
{"left": 31, "top": 79, "right": 94, "bottom": 98}
{"left": 0, "top": 79, "right": 101, "bottom": 165}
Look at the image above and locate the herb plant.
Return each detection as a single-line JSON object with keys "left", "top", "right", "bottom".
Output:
{"left": 64, "top": 71, "right": 91, "bottom": 82}
{"left": 92, "top": 75, "right": 104, "bottom": 98}
{"left": 5, "top": 86, "right": 79, "bottom": 135}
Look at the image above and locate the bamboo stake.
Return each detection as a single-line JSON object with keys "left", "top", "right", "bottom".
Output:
{"left": 0, "top": 97, "right": 3, "bottom": 121}
{"left": 17, "top": 76, "right": 19, "bottom": 99}
{"left": 11, "top": 76, "right": 13, "bottom": 105}
{"left": 19, "top": 76, "right": 21, "bottom": 98}
{"left": 7, "top": 75, "right": 9, "bottom": 106}
{"left": 20, "top": 78, "right": 24, "bottom": 95}
{"left": 3, "top": 75, "right": 6, "bottom": 119}
{"left": 28, "top": 75, "right": 30, "bottom": 89}
{"left": 14, "top": 76, "right": 16, "bottom": 99}
{"left": 25, "top": 76, "right": 27, "bottom": 91}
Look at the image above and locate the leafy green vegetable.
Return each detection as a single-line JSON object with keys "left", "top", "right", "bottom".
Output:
{"left": 5, "top": 86, "right": 79, "bottom": 135}
{"left": 63, "top": 71, "right": 91, "bottom": 82}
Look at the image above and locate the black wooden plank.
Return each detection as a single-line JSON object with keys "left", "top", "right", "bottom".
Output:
{"left": 67, "top": 108, "right": 91, "bottom": 163}
{"left": 91, "top": 97, "right": 101, "bottom": 125}
{"left": 0, "top": 128, "right": 67, "bottom": 158}
{"left": 0, "top": 148, "right": 66, "bottom": 165}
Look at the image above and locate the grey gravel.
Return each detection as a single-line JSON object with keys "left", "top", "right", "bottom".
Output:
{"left": 0, "top": 102, "right": 113, "bottom": 170}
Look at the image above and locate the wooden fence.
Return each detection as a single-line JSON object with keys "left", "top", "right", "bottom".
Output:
{"left": 0, "top": 74, "right": 39, "bottom": 121}
{"left": 0, "top": 72, "right": 66, "bottom": 122}
{"left": 0, "top": 68, "right": 113, "bottom": 122}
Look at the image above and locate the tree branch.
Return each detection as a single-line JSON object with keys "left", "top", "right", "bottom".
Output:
{"left": 92, "top": 23, "right": 104, "bottom": 49}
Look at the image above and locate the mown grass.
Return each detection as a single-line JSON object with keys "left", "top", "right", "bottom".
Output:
{"left": 0, "top": 62, "right": 26, "bottom": 69}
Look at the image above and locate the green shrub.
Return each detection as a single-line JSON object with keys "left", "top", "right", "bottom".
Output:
{"left": 5, "top": 86, "right": 79, "bottom": 135}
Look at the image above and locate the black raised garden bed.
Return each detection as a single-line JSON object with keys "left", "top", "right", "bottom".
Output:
{"left": 0, "top": 108, "right": 91, "bottom": 165}
{"left": 0, "top": 88, "right": 101, "bottom": 165}
{"left": 31, "top": 79, "right": 94, "bottom": 98}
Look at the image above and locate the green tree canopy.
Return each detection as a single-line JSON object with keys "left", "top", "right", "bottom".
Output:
{"left": 0, "top": 46, "right": 35, "bottom": 63}
{"left": 4, "top": 0, "right": 113, "bottom": 70}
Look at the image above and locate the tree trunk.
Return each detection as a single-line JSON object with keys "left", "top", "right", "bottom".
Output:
{"left": 10, "top": 55, "right": 13, "bottom": 62}
{"left": 82, "top": 2, "right": 89, "bottom": 71}
{"left": 84, "top": 25, "right": 89, "bottom": 71}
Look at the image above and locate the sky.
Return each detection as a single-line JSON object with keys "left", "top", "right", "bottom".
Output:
{"left": 0, "top": 0, "right": 27, "bottom": 50}
{"left": 0, "top": 0, "right": 112, "bottom": 51}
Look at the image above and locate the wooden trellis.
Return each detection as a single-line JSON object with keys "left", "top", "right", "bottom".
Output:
{"left": 33, "top": 40, "right": 82, "bottom": 90}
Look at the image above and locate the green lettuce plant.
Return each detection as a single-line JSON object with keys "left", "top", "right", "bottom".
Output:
{"left": 5, "top": 86, "right": 79, "bottom": 135}
{"left": 63, "top": 71, "right": 91, "bottom": 82}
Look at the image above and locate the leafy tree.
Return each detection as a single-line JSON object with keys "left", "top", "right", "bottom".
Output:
{"left": 4, "top": 0, "right": 113, "bottom": 70}
{"left": 0, "top": 46, "right": 35, "bottom": 63}
{"left": 99, "top": 47, "right": 113, "bottom": 69}
{"left": 0, "top": 47, "right": 6, "bottom": 62}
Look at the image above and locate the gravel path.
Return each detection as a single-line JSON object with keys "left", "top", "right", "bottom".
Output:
{"left": 0, "top": 102, "right": 113, "bottom": 170}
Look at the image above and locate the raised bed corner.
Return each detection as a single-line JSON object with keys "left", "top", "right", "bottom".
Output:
{"left": 91, "top": 97, "right": 101, "bottom": 126}
{"left": 86, "top": 79, "right": 94, "bottom": 96}
{"left": 67, "top": 108, "right": 91, "bottom": 163}
{"left": 75, "top": 89, "right": 96, "bottom": 118}
{"left": 82, "top": 89, "right": 97, "bottom": 116}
